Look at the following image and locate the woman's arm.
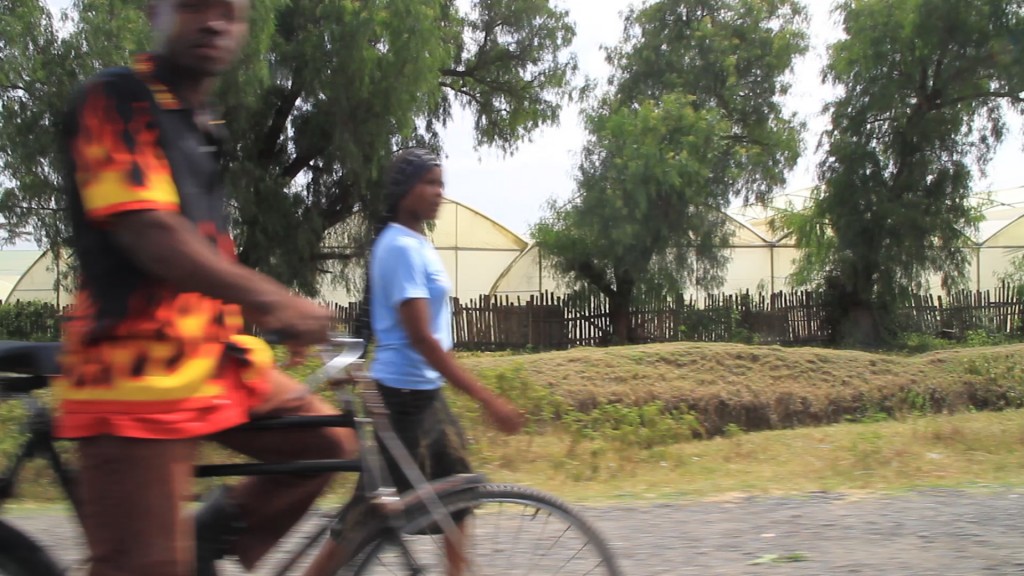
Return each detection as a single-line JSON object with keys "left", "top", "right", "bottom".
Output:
{"left": 398, "top": 298, "right": 524, "bottom": 433}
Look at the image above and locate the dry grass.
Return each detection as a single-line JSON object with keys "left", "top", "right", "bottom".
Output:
{"left": 460, "top": 342, "right": 1024, "bottom": 436}
{"left": 7, "top": 408, "right": 1024, "bottom": 507}
{"left": 6, "top": 342, "right": 1024, "bottom": 505}
{"left": 457, "top": 408, "right": 1024, "bottom": 504}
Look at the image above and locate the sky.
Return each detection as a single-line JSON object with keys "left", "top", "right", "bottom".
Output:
{"left": 29, "top": 0, "right": 1024, "bottom": 244}
{"left": 438, "top": 0, "right": 1024, "bottom": 237}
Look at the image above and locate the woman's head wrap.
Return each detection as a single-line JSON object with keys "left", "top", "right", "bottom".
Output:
{"left": 383, "top": 148, "right": 442, "bottom": 213}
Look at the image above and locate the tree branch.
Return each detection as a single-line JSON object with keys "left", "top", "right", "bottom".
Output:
{"left": 572, "top": 259, "right": 618, "bottom": 301}
{"left": 946, "top": 90, "right": 1024, "bottom": 106}
{"left": 321, "top": 181, "right": 358, "bottom": 228}
{"left": 282, "top": 149, "right": 323, "bottom": 182}
{"left": 439, "top": 81, "right": 484, "bottom": 106}
{"left": 258, "top": 82, "right": 302, "bottom": 164}
{"left": 437, "top": 14, "right": 503, "bottom": 83}
{"left": 0, "top": 84, "right": 31, "bottom": 97}
{"left": 440, "top": 68, "right": 473, "bottom": 78}
{"left": 722, "top": 133, "right": 768, "bottom": 147}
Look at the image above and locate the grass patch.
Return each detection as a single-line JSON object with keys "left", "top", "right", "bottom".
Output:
{"left": 748, "top": 552, "right": 810, "bottom": 565}
{"left": 6, "top": 342, "right": 1024, "bottom": 505}
{"left": 456, "top": 408, "right": 1024, "bottom": 503}
{"left": 460, "top": 341, "right": 1024, "bottom": 438}
{"left": 6, "top": 406, "right": 1024, "bottom": 506}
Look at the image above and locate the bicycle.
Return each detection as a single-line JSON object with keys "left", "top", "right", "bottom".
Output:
{"left": 0, "top": 336, "right": 624, "bottom": 575}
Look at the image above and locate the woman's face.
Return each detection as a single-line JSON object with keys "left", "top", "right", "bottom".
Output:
{"left": 401, "top": 166, "right": 445, "bottom": 222}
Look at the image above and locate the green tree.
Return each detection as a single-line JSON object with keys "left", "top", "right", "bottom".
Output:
{"left": 779, "top": 0, "right": 1024, "bottom": 344}
{"left": 532, "top": 0, "right": 808, "bottom": 343}
{"left": 0, "top": 0, "right": 579, "bottom": 295}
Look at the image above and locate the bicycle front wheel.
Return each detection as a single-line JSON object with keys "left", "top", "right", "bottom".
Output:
{"left": 0, "top": 519, "right": 63, "bottom": 576}
{"left": 348, "top": 483, "right": 623, "bottom": 576}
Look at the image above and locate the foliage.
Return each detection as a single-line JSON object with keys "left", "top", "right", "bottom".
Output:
{"left": 0, "top": 0, "right": 579, "bottom": 295}
{"left": 0, "top": 399, "right": 27, "bottom": 472}
{"left": 678, "top": 305, "right": 758, "bottom": 344}
{"left": 10, "top": 343, "right": 1024, "bottom": 502}
{"left": 563, "top": 401, "right": 705, "bottom": 449}
{"left": 449, "top": 363, "right": 704, "bottom": 448}
{"left": 447, "top": 364, "right": 569, "bottom": 435}
{"left": 894, "top": 329, "right": 1023, "bottom": 354}
{"left": 532, "top": 0, "right": 809, "bottom": 343}
{"left": 996, "top": 254, "right": 1024, "bottom": 297}
{"left": 0, "top": 301, "right": 62, "bottom": 341}
{"left": 777, "top": 0, "right": 1024, "bottom": 344}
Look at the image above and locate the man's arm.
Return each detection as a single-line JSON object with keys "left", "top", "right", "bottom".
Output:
{"left": 67, "top": 78, "right": 292, "bottom": 317}
{"left": 107, "top": 211, "right": 290, "bottom": 316}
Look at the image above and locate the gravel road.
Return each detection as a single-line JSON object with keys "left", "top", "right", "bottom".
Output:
{"left": 5, "top": 487, "right": 1024, "bottom": 575}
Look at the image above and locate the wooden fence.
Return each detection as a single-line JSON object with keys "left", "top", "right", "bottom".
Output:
{"left": 446, "top": 285, "right": 1024, "bottom": 350}
{"left": 449, "top": 290, "right": 834, "bottom": 350}
{"left": 4, "top": 285, "right": 1024, "bottom": 350}
{"left": 894, "top": 287, "right": 1024, "bottom": 337}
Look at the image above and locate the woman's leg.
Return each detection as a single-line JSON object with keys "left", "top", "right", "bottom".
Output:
{"left": 378, "top": 385, "right": 474, "bottom": 575}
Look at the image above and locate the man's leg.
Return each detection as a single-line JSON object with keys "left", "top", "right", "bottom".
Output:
{"left": 77, "top": 435, "right": 197, "bottom": 576}
{"left": 201, "top": 369, "right": 358, "bottom": 570}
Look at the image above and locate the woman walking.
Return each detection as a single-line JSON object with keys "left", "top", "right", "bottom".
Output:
{"left": 341, "top": 148, "right": 525, "bottom": 575}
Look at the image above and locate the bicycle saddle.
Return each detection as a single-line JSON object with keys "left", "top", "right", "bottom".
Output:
{"left": 0, "top": 341, "right": 61, "bottom": 376}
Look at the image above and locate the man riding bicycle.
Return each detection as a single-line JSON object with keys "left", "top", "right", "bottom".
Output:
{"left": 53, "top": 0, "right": 357, "bottom": 574}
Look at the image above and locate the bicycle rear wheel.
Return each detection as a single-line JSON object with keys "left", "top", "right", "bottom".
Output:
{"left": 346, "top": 483, "right": 623, "bottom": 576}
{"left": 0, "top": 518, "right": 63, "bottom": 576}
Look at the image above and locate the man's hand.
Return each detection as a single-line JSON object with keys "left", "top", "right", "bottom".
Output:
{"left": 280, "top": 345, "right": 309, "bottom": 367}
{"left": 250, "top": 296, "right": 333, "bottom": 348}
{"left": 103, "top": 211, "right": 333, "bottom": 350}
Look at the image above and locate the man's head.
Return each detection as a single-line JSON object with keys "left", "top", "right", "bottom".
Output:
{"left": 148, "top": 0, "right": 250, "bottom": 77}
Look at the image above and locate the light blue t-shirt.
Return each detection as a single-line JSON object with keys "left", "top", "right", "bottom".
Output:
{"left": 368, "top": 223, "right": 453, "bottom": 390}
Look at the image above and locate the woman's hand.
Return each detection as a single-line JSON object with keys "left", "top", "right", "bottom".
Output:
{"left": 482, "top": 395, "right": 526, "bottom": 435}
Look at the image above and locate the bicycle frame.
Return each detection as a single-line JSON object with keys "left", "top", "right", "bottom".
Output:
{"left": 0, "top": 335, "right": 458, "bottom": 575}
{"left": 0, "top": 393, "right": 80, "bottom": 514}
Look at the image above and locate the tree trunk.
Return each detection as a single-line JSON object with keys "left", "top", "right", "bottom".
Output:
{"left": 608, "top": 291, "right": 634, "bottom": 345}
{"left": 831, "top": 268, "right": 886, "bottom": 347}
{"left": 605, "top": 270, "right": 638, "bottom": 345}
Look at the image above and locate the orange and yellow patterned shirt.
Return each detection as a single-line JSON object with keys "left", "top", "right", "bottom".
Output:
{"left": 52, "top": 54, "right": 273, "bottom": 440}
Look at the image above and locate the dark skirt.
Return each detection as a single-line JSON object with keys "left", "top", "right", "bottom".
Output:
{"left": 336, "top": 382, "right": 475, "bottom": 535}
{"left": 372, "top": 382, "right": 474, "bottom": 493}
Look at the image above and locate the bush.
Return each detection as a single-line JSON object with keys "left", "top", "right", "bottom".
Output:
{"left": 678, "top": 306, "right": 758, "bottom": 344}
{"left": 893, "top": 329, "right": 1023, "bottom": 353}
{"left": 0, "top": 301, "right": 63, "bottom": 342}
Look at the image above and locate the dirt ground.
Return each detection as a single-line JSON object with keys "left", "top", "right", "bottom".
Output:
{"left": 6, "top": 487, "right": 1024, "bottom": 575}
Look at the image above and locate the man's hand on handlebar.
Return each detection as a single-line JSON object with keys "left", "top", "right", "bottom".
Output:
{"left": 248, "top": 295, "right": 333, "bottom": 350}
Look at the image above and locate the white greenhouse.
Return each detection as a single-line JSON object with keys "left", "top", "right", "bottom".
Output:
{"left": 4, "top": 186, "right": 1024, "bottom": 307}
{"left": 0, "top": 249, "right": 72, "bottom": 307}
{"left": 488, "top": 186, "right": 1024, "bottom": 298}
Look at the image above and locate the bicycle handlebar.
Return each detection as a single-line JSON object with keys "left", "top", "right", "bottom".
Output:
{"left": 263, "top": 331, "right": 368, "bottom": 386}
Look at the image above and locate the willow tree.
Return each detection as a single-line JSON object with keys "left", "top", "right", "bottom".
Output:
{"left": 780, "top": 0, "right": 1024, "bottom": 344}
{"left": 0, "top": 0, "right": 579, "bottom": 294}
{"left": 532, "top": 0, "right": 808, "bottom": 343}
